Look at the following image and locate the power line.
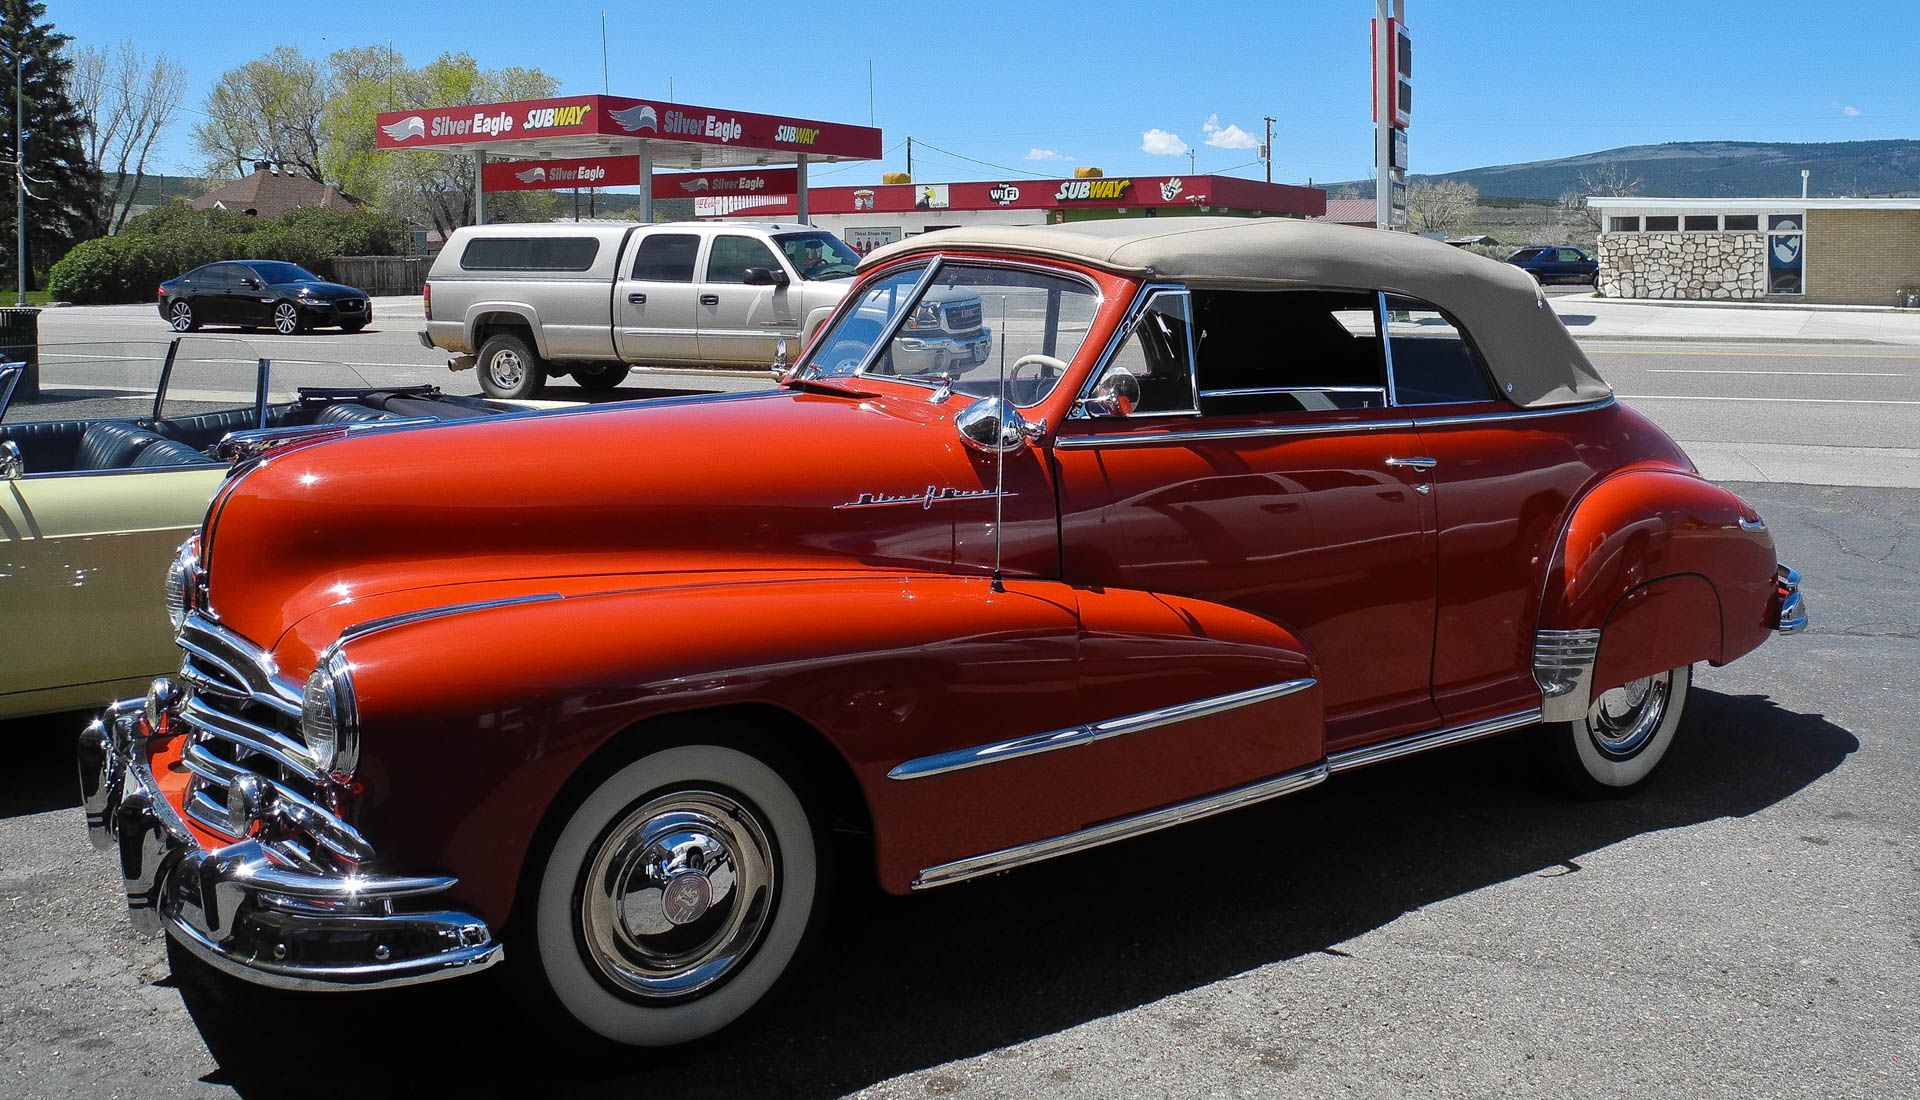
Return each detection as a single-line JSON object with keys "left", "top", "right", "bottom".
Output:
{"left": 908, "top": 139, "right": 1057, "bottom": 180}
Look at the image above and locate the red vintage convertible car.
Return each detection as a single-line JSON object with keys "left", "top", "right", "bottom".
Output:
{"left": 81, "top": 219, "right": 1805, "bottom": 1047}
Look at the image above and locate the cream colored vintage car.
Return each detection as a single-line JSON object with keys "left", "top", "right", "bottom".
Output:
{"left": 0, "top": 339, "right": 538, "bottom": 720}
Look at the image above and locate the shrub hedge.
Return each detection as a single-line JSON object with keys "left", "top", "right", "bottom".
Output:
{"left": 49, "top": 200, "right": 410, "bottom": 305}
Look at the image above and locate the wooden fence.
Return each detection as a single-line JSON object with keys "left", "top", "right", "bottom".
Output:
{"left": 325, "top": 255, "right": 432, "bottom": 296}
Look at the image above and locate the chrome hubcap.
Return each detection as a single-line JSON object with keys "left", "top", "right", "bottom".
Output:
{"left": 1589, "top": 671, "right": 1671, "bottom": 758}
{"left": 489, "top": 351, "right": 524, "bottom": 388}
{"left": 581, "top": 789, "right": 775, "bottom": 999}
{"left": 274, "top": 305, "right": 297, "bottom": 334}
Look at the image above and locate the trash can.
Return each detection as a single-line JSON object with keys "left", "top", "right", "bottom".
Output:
{"left": 0, "top": 306, "right": 39, "bottom": 402}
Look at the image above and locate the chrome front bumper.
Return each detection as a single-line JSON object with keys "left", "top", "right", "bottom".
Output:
{"left": 79, "top": 700, "right": 502, "bottom": 991}
{"left": 895, "top": 327, "right": 993, "bottom": 374}
{"left": 1776, "top": 564, "right": 1809, "bottom": 633}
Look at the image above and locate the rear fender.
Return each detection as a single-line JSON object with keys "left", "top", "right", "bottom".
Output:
{"left": 465, "top": 304, "right": 547, "bottom": 359}
{"left": 1535, "top": 470, "right": 1775, "bottom": 718}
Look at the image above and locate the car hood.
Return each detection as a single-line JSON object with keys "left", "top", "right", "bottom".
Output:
{"left": 202, "top": 386, "right": 1004, "bottom": 661}
{"left": 272, "top": 280, "right": 363, "bottom": 297}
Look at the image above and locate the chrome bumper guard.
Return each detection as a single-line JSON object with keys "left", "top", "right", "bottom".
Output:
{"left": 79, "top": 701, "right": 502, "bottom": 991}
{"left": 1776, "top": 564, "right": 1808, "bottom": 634}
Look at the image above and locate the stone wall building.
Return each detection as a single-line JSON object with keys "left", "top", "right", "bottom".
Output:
{"left": 1588, "top": 197, "right": 1920, "bottom": 306}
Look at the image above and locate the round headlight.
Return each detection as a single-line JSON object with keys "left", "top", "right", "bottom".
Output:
{"left": 301, "top": 650, "right": 360, "bottom": 780}
{"left": 163, "top": 536, "right": 199, "bottom": 629}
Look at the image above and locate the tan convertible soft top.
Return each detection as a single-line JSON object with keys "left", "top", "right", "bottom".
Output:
{"left": 860, "top": 217, "right": 1611, "bottom": 408}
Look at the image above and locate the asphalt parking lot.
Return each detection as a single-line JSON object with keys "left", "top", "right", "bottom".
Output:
{"left": 3, "top": 308, "right": 1916, "bottom": 1097}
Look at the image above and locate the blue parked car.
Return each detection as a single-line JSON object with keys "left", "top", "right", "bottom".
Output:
{"left": 1507, "top": 246, "right": 1598, "bottom": 285}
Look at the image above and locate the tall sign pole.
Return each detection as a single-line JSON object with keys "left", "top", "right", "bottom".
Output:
{"left": 1373, "top": 0, "right": 1409, "bottom": 230}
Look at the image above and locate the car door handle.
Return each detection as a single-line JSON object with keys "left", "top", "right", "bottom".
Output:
{"left": 700, "top": 294, "right": 720, "bottom": 305}
{"left": 628, "top": 293, "right": 646, "bottom": 304}
{"left": 1385, "top": 457, "right": 1437, "bottom": 470}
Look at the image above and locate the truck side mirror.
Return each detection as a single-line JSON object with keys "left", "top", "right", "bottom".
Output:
{"left": 742, "top": 267, "right": 789, "bottom": 287}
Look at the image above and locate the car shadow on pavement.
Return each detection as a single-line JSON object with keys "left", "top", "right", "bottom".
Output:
{"left": 157, "top": 687, "right": 1852, "bottom": 1099}
{"left": 0, "top": 710, "right": 91, "bottom": 819}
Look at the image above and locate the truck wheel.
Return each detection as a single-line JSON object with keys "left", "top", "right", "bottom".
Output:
{"left": 572, "top": 362, "right": 631, "bottom": 393}
{"left": 477, "top": 332, "right": 544, "bottom": 400}
{"left": 1548, "top": 664, "right": 1691, "bottom": 797}
{"left": 520, "top": 742, "right": 828, "bottom": 1047}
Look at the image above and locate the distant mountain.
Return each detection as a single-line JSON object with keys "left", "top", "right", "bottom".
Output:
{"left": 1334, "top": 140, "right": 1920, "bottom": 200}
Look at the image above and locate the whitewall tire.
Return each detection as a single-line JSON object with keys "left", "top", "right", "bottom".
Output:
{"left": 526, "top": 743, "right": 823, "bottom": 1047}
{"left": 1551, "top": 664, "right": 1691, "bottom": 796}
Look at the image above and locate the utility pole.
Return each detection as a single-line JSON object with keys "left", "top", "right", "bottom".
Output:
{"left": 905, "top": 137, "right": 912, "bottom": 179}
{"left": 1263, "top": 115, "right": 1276, "bottom": 183}
{"left": 1187, "top": 148, "right": 1196, "bottom": 176}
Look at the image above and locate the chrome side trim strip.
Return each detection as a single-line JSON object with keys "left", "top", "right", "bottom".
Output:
{"left": 1199, "top": 385, "right": 1386, "bottom": 398}
{"left": 1054, "top": 419, "right": 1416, "bottom": 449}
{"left": 1410, "top": 394, "right": 1616, "bottom": 428}
{"left": 911, "top": 763, "right": 1330, "bottom": 889}
{"left": 338, "top": 593, "right": 565, "bottom": 645}
{"left": 887, "top": 678, "right": 1316, "bottom": 781}
{"left": 1325, "top": 708, "right": 1542, "bottom": 773}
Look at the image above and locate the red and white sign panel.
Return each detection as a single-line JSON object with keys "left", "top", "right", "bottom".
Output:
{"left": 703, "top": 176, "right": 1326, "bottom": 218}
{"left": 376, "top": 95, "right": 882, "bottom": 160}
{"left": 654, "top": 169, "right": 799, "bottom": 198}
{"left": 483, "top": 156, "right": 640, "bottom": 192}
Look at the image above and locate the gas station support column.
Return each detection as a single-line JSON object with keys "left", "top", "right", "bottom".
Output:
{"left": 474, "top": 151, "right": 487, "bottom": 225}
{"left": 637, "top": 144, "right": 653, "bottom": 224}
{"left": 796, "top": 154, "right": 810, "bottom": 225}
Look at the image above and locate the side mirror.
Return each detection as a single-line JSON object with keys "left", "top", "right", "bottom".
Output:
{"left": 0, "top": 440, "right": 22, "bottom": 481}
{"left": 770, "top": 336, "right": 792, "bottom": 382}
{"left": 956, "top": 396, "right": 1046, "bottom": 453}
{"left": 742, "top": 267, "right": 789, "bottom": 287}
{"left": 1076, "top": 367, "right": 1143, "bottom": 418}
{"left": 241, "top": 278, "right": 263, "bottom": 289}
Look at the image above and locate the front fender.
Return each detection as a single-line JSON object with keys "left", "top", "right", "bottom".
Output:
{"left": 329, "top": 572, "right": 1317, "bottom": 918}
{"left": 1537, "top": 470, "right": 1776, "bottom": 708}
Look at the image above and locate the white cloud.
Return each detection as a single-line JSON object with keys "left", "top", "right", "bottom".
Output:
{"left": 1141, "top": 128, "right": 1189, "bottom": 156}
{"left": 1025, "top": 148, "right": 1073, "bottom": 162}
{"left": 1202, "top": 113, "right": 1261, "bottom": 151}
{"left": 1843, "top": 105, "right": 1862, "bottom": 116}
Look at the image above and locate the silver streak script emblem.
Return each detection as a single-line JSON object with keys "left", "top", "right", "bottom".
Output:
{"left": 836, "top": 485, "right": 1018, "bottom": 510}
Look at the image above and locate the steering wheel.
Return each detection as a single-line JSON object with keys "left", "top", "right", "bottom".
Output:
{"left": 1008, "top": 353, "right": 1069, "bottom": 384}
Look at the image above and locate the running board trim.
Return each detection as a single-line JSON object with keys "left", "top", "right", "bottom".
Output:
{"left": 1326, "top": 708, "right": 1542, "bottom": 773}
{"left": 909, "top": 707, "right": 1543, "bottom": 890}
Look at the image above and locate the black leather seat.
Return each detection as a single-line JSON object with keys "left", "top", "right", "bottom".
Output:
{"left": 314, "top": 403, "right": 401, "bottom": 423}
{"left": 75, "top": 422, "right": 169, "bottom": 470}
{"left": 130, "top": 438, "right": 217, "bottom": 468}
{"left": 0, "top": 420, "right": 86, "bottom": 471}
{"left": 155, "top": 408, "right": 264, "bottom": 450}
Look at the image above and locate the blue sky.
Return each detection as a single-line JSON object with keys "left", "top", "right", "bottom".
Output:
{"left": 57, "top": 0, "right": 1913, "bottom": 187}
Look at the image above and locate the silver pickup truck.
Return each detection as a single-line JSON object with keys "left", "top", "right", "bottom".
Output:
{"left": 419, "top": 221, "right": 991, "bottom": 398}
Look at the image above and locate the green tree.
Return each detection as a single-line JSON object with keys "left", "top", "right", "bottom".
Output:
{"left": 193, "top": 46, "right": 328, "bottom": 181}
{"left": 321, "top": 50, "right": 558, "bottom": 236}
{"left": 0, "top": 0, "right": 101, "bottom": 290}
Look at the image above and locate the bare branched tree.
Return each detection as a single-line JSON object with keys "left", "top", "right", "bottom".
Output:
{"left": 1570, "top": 162, "right": 1643, "bottom": 238}
{"left": 1406, "top": 179, "right": 1479, "bottom": 236}
{"left": 193, "top": 46, "right": 330, "bottom": 182}
{"left": 72, "top": 41, "right": 186, "bottom": 233}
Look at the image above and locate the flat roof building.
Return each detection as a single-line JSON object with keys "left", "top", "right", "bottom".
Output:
{"left": 1588, "top": 196, "right": 1920, "bottom": 305}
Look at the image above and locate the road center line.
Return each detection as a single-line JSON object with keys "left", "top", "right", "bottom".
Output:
{"left": 1619, "top": 393, "right": 1920, "bottom": 406}
{"left": 1645, "top": 368, "right": 1905, "bottom": 377}
{"left": 1589, "top": 348, "right": 1920, "bottom": 359}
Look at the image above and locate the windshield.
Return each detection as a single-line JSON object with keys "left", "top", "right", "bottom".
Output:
{"left": 247, "top": 261, "right": 321, "bottom": 284}
{"left": 773, "top": 231, "right": 861, "bottom": 280}
{"left": 801, "top": 260, "right": 1101, "bottom": 407}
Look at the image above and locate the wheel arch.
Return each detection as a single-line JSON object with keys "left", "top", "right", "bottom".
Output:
{"left": 465, "top": 304, "right": 548, "bottom": 359}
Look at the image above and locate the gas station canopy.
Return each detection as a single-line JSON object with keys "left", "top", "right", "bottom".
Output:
{"left": 374, "top": 94, "right": 881, "bottom": 222}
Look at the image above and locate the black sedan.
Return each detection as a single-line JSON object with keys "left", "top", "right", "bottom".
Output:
{"left": 1506, "top": 246, "right": 1599, "bottom": 285}
{"left": 157, "top": 261, "right": 372, "bottom": 335}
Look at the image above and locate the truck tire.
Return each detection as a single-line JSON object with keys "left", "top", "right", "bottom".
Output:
{"left": 477, "top": 332, "right": 544, "bottom": 400}
{"left": 571, "top": 362, "right": 631, "bottom": 393}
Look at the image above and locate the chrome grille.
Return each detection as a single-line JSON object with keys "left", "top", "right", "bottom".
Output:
{"left": 944, "top": 302, "right": 982, "bottom": 332}
{"left": 176, "top": 613, "right": 371, "bottom": 869}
